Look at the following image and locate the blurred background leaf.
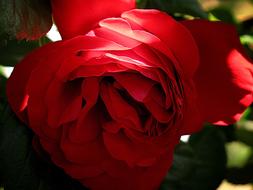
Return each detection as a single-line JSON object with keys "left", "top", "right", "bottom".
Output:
{"left": 0, "top": 34, "right": 50, "bottom": 67}
{"left": 209, "top": 7, "right": 236, "bottom": 24}
{"left": 160, "top": 126, "right": 227, "bottom": 190}
{"left": 0, "top": 0, "right": 52, "bottom": 40}
{"left": 0, "top": 103, "right": 89, "bottom": 190}
{"left": 137, "top": 0, "right": 208, "bottom": 18}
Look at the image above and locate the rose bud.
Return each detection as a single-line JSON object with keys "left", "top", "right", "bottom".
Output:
{"left": 51, "top": 0, "right": 136, "bottom": 39}
{"left": 7, "top": 1, "right": 253, "bottom": 190}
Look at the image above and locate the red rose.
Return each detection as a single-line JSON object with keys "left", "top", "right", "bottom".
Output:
{"left": 7, "top": 1, "right": 253, "bottom": 190}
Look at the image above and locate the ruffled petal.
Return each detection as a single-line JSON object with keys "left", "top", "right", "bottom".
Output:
{"left": 45, "top": 78, "right": 82, "bottom": 127}
{"left": 68, "top": 78, "right": 101, "bottom": 143}
{"left": 60, "top": 125, "right": 107, "bottom": 166}
{"left": 26, "top": 43, "right": 66, "bottom": 133}
{"left": 113, "top": 72, "right": 156, "bottom": 102}
{"left": 99, "top": 17, "right": 180, "bottom": 71}
{"left": 103, "top": 130, "right": 166, "bottom": 167}
{"left": 182, "top": 20, "right": 253, "bottom": 125}
{"left": 40, "top": 135, "right": 105, "bottom": 179}
{"left": 100, "top": 82, "right": 142, "bottom": 132}
{"left": 121, "top": 9, "right": 199, "bottom": 78}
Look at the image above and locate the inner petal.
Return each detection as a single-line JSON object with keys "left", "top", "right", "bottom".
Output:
{"left": 45, "top": 78, "right": 83, "bottom": 128}
{"left": 113, "top": 72, "right": 156, "bottom": 102}
{"left": 100, "top": 80, "right": 143, "bottom": 132}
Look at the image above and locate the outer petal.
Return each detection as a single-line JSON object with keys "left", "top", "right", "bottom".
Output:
{"left": 182, "top": 20, "right": 253, "bottom": 125}
{"left": 51, "top": 0, "right": 136, "bottom": 39}
{"left": 82, "top": 145, "right": 176, "bottom": 190}
{"left": 6, "top": 42, "right": 62, "bottom": 122}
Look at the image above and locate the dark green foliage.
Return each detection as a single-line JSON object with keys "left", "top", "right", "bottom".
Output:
{"left": 0, "top": 33, "right": 39, "bottom": 67}
{"left": 0, "top": 0, "right": 52, "bottom": 40}
{"left": 160, "top": 126, "right": 227, "bottom": 190}
{"left": 0, "top": 34, "right": 50, "bottom": 67}
{"left": 210, "top": 7, "right": 237, "bottom": 24}
{"left": 0, "top": 104, "right": 88, "bottom": 190}
{"left": 137, "top": 0, "right": 208, "bottom": 18}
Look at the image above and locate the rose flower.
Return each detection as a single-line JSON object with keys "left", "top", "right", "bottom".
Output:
{"left": 6, "top": 0, "right": 253, "bottom": 190}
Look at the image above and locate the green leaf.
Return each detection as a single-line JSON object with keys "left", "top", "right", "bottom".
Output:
{"left": 0, "top": 38, "right": 37, "bottom": 66}
{"left": 236, "top": 121, "right": 253, "bottom": 147}
{"left": 161, "top": 126, "right": 226, "bottom": 190}
{"left": 0, "top": 104, "right": 88, "bottom": 190}
{"left": 226, "top": 141, "right": 252, "bottom": 168}
{"left": 209, "top": 7, "right": 237, "bottom": 24}
{"left": 0, "top": 0, "right": 52, "bottom": 40}
{"left": 241, "top": 35, "right": 253, "bottom": 45}
{"left": 0, "top": 69, "right": 7, "bottom": 101}
{"left": 138, "top": 0, "right": 208, "bottom": 19}
{"left": 0, "top": 34, "right": 51, "bottom": 66}
{"left": 0, "top": 104, "right": 48, "bottom": 190}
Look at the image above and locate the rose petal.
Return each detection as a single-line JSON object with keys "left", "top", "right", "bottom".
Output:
{"left": 45, "top": 78, "right": 82, "bottom": 128}
{"left": 55, "top": 35, "right": 131, "bottom": 80}
{"left": 100, "top": 82, "right": 142, "bottom": 132}
{"left": 122, "top": 9, "right": 199, "bottom": 78}
{"left": 39, "top": 137, "right": 105, "bottom": 180}
{"left": 178, "top": 81, "right": 203, "bottom": 134}
{"left": 82, "top": 144, "right": 176, "bottom": 190}
{"left": 182, "top": 20, "right": 253, "bottom": 124}
{"left": 144, "top": 93, "right": 172, "bottom": 123}
{"left": 26, "top": 43, "right": 67, "bottom": 133}
{"left": 103, "top": 130, "right": 165, "bottom": 167}
{"left": 93, "top": 27, "right": 141, "bottom": 48}
{"left": 51, "top": 0, "right": 136, "bottom": 39}
{"left": 6, "top": 42, "right": 62, "bottom": 122}
{"left": 67, "top": 78, "right": 101, "bottom": 143}
{"left": 99, "top": 17, "right": 180, "bottom": 69}
{"left": 81, "top": 172, "right": 133, "bottom": 190}
{"left": 60, "top": 125, "right": 107, "bottom": 166}
{"left": 68, "top": 60, "right": 129, "bottom": 80}
{"left": 113, "top": 72, "right": 156, "bottom": 102}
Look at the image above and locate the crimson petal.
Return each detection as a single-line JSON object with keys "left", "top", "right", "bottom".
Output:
{"left": 182, "top": 20, "right": 253, "bottom": 125}
{"left": 51, "top": 0, "right": 136, "bottom": 39}
{"left": 122, "top": 9, "right": 199, "bottom": 78}
{"left": 6, "top": 41, "right": 62, "bottom": 122}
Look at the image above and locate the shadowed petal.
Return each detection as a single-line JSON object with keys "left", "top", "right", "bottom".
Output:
{"left": 182, "top": 20, "right": 253, "bottom": 125}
